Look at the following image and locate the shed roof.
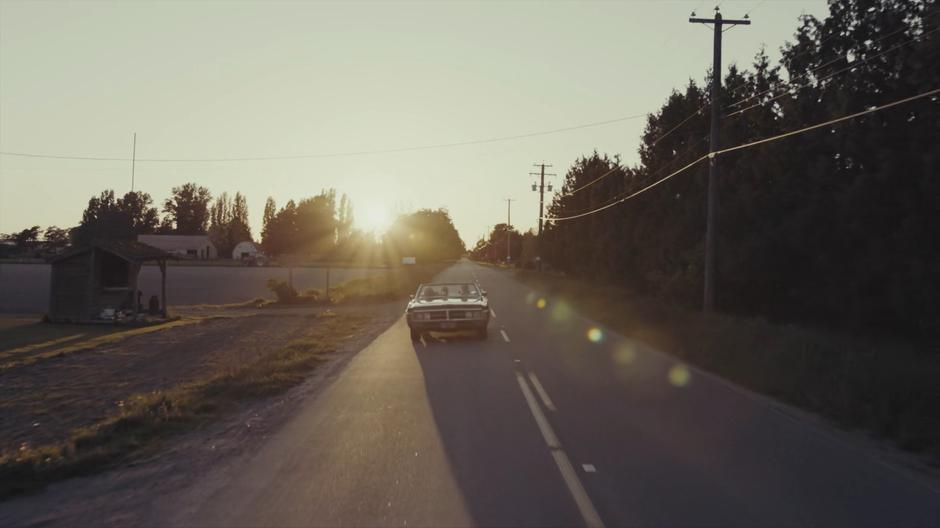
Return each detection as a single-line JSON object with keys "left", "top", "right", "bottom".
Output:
{"left": 50, "top": 239, "right": 172, "bottom": 263}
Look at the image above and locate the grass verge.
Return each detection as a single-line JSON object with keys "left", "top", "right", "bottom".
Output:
{"left": 0, "top": 311, "right": 369, "bottom": 499}
{"left": 514, "top": 269, "right": 940, "bottom": 463}
{"left": 328, "top": 263, "right": 446, "bottom": 303}
{"left": 266, "top": 263, "right": 447, "bottom": 305}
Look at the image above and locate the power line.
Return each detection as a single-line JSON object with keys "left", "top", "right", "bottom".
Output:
{"left": 0, "top": 113, "right": 649, "bottom": 163}
{"left": 649, "top": 106, "right": 707, "bottom": 148}
{"left": 721, "top": 8, "right": 937, "bottom": 115}
{"left": 743, "top": 0, "right": 767, "bottom": 19}
{"left": 550, "top": 137, "right": 708, "bottom": 218}
{"left": 725, "top": 25, "right": 937, "bottom": 117}
{"left": 717, "top": 87, "right": 940, "bottom": 156}
{"left": 557, "top": 136, "right": 707, "bottom": 213}
{"left": 777, "top": 4, "right": 936, "bottom": 70}
{"left": 557, "top": 128, "right": 707, "bottom": 199}
{"left": 547, "top": 155, "right": 708, "bottom": 221}
{"left": 544, "top": 86, "right": 940, "bottom": 223}
{"left": 645, "top": 16, "right": 934, "bottom": 168}
{"left": 565, "top": 165, "right": 621, "bottom": 196}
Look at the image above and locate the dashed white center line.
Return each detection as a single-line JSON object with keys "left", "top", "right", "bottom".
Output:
{"left": 527, "top": 372, "right": 557, "bottom": 411}
{"left": 515, "top": 372, "right": 604, "bottom": 528}
{"left": 500, "top": 329, "right": 511, "bottom": 343}
{"left": 489, "top": 307, "right": 497, "bottom": 318}
{"left": 582, "top": 464, "right": 597, "bottom": 473}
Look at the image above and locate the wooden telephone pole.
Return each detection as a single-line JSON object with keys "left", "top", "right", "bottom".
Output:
{"left": 689, "top": 8, "right": 750, "bottom": 312}
{"left": 530, "top": 162, "right": 555, "bottom": 271}
{"left": 505, "top": 198, "right": 515, "bottom": 263}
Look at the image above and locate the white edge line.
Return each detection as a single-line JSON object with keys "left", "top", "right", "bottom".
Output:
{"left": 515, "top": 372, "right": 604, "bottom": 528}
{"left": 490, "top": 307, "right": 497, "bottom": 318}
{"left": 527, "top": 372, "right": 557, "bottom": 411}
{"left": 500, "top": 329, "right": 511, "bottom": 343}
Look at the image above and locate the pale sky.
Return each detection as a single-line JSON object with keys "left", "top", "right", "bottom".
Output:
{"left": 0, "top": 0, "right": 828, "bottom": 245}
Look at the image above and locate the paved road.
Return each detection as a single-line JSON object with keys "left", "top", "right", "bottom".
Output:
{"left": 159, "top": 260, "right": 940, "bottom": 527}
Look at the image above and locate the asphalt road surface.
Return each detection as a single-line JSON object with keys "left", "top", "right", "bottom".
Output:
{"left": 158, "top": 260, "right": 940, "bottom": 527}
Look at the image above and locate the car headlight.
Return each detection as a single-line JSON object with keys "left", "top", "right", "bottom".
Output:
{"left": 411, "top": 312, "right": 430, "bottom": 321}
{"left": 470, "top": 310, "right": 486, "bottom": 319}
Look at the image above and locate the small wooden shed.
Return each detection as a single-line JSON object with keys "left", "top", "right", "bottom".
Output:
{"left": 48, "top": 240, "right": 171, "bottom": 323}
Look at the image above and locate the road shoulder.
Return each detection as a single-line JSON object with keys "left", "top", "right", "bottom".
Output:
{"left": 0, "top": 301, "right": 403, "bottom": 527}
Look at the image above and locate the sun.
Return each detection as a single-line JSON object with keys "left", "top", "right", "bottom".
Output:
{"left": 358, "top": 205, "right": 392, "bottom": 234}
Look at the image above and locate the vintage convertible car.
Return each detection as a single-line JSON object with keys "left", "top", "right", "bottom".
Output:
{"left": 406, "top": 282, "right": 490, "bottom": 340}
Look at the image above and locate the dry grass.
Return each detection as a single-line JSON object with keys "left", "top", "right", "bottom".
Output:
{"left": 0, "top": 318, "right": 198, "bottom": 372}
{"left": 0, "top": 311, "right": 370, "bottom": 499}
{"left": 280, "top": 264, "right": 445, "bottom": 305}
{"left": 174, "top": 297, "right": 273, "bottom": 310}
{"left": 0, "top": 317, "right": 121, "bottom": 354}
{"left": 514, "top": 269, "right": 940, "bottom": 462}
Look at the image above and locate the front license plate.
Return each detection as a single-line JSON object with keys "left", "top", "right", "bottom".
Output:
{"left": 440, "top": 322, "right": 456, "bottom": 329}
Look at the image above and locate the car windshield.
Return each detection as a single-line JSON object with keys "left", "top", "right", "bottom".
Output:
{"left": 418, "top": 283, "right": 481, "bottom": 300}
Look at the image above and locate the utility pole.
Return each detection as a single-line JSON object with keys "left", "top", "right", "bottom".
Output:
{"left": 689, "top": 7, "right": 749, "bottom": 312}
{"left": 530, "top": 162, "right": 556, "bottom": 271}
{"left": 131, "top": 132, "right": 137, "bottom": 192}
{"left": 504, "top": 198, "right": 515, "bottom": 263}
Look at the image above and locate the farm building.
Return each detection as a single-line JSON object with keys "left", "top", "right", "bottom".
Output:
{"left": 232, "top": 241, "right": 262, "bottom": 261}
{"left": 137, "top": 234, "right": 217, "bottom": 259}
{"left": 48, "top": 240, "right": 171, "bottom": 323}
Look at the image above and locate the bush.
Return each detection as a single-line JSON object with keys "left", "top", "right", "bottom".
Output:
{"left": 266, "top": 278, "right": 298, "bottom": 303}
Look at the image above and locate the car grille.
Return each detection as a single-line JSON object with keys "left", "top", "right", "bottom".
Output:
{"left": 414, "top": 309, "right": 482, "bottom": 321}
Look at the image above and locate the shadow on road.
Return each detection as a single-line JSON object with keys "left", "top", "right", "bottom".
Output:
{"left": 409, "top": 328, "right": 584, "bottom": 527}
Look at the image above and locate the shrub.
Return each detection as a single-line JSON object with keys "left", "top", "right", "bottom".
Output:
{"left": 266, "top": 278, "right": 297, "bottom": 303}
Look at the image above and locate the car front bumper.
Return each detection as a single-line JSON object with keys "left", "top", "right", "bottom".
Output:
{"left": 407, "top": 318, "right": 489, "bottom": 332}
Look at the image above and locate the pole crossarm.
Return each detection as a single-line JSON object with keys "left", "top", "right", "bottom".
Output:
{"left": 689, "top": 17, "right": 750, "bottom": 25}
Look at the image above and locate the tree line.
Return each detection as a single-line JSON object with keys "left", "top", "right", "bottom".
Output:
{"left": 0, "top": 184, "right": 228, "bottom": 257}
{"left": 469, "top": 224, "right": 538, "bottom": 268}
{"left": 534, "top": 0, "right": 939, "bottom": 337}
{"left": 470, "top": 0, "right": 937, "bottom": 336}
{"left": 64, "top": 183, "right": 254, "bottom": 258}
{"left": 2, "top": 183, "right": 466, "bottom": 264}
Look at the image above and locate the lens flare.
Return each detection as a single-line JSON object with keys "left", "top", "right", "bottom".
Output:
{"left": 667, "top": 364, "right": 691, "bottom": 387}
{"left": 536, "top": 298, "right": 547, "bottom": 309}
{"left": 613, "top": 343, "right": 636, "bottom": 364}
{"left": 551, "top": 301, "right": 572, "bottom": 322}
{"left": 586, "top": 327, "right": 603, "bottom": 343}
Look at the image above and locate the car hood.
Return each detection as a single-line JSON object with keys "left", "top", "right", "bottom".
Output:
{"left": 408, "top": 298, "right": 487, "bottom": 310}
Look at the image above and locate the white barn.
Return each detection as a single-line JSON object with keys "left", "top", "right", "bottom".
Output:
{"left": 232, "top": 241, "right": 262, "bottom": 261}
{"left": 137, "top": 234, "right": 217, "bottom": 259}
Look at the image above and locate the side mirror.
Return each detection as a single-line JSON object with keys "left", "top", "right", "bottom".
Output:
{"left": 481, "top": 290, "right": 488, "bottom": 296}
{"left": 409, "top": 294, "right": 414, "bottom": 300}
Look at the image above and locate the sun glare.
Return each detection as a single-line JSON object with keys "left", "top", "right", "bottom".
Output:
{"left": 359, "top": 206, "right": 391, "bottom": 233}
